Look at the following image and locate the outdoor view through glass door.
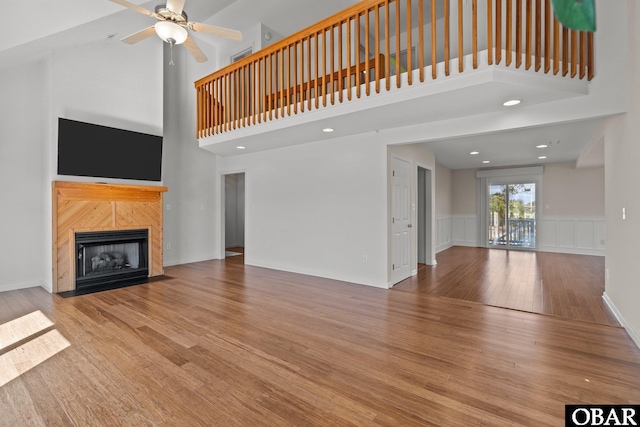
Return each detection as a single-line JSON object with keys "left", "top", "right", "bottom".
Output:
{"left": 488, "top": 183, "right": 536, "bottom": 248}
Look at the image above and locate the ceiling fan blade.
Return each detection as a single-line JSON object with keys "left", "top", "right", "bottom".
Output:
{"left": 121, "top": 26, "right": 158, "bottom": 44}
{"left": 167, "top": 0, "right": 186, "bottom": 16}
{"left": 183, "top": 36, "right": 208, "bottom": 62}
{"left": 188, "top": 22, "right": 243, "bottom": 41}
{"left": 109, "top": 0, "right": 157, "bottom": 17}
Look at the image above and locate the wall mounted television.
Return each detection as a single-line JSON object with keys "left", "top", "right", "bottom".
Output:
{"left": 57, "top": 118, "right": 163, "bottom": 182}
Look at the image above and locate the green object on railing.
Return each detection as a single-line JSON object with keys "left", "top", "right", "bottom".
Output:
{"left": 551, "top": 0, "right": 596, "bottom": 32}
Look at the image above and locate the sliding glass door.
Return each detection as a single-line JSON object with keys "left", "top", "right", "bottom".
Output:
{"left": 488, "top": 183, "right": 536, "bottom": 248}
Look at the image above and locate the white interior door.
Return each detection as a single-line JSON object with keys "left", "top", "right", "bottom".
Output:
{"left": 391, "top": 157, "right": 412, "bottom": 285}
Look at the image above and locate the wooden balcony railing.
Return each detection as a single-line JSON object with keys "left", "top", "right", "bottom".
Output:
{"left": 195, "top": 0, "right": 594, "bottom": 138}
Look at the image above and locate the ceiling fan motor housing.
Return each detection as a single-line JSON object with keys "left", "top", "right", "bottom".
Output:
{"left": 155, "top": 4, "right": 188, "bottom": 25}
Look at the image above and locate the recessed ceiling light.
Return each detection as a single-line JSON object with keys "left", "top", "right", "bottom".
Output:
{"left": 536, "top": 144, "right": 548, "bottom": 149}
{"left": 236, "top": 146, "right": 246, "bottom": 150}
{"left": 322, "top": 127, "right": 334, "bottom": 133}
{"left": 503, "top": 99, "right": 521, "bottom": 107}
{"left": 538, "top": 156, "right": 547, "bottom": 159}
{"left": 482, "top": 160, "right": 490, "bottom": 164}
{"left": 470, "top": 151, "right": 480, "bottom": 155}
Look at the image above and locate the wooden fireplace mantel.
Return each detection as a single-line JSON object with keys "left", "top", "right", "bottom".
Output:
{"left": 52, "top": 181, "right": 168, "bottom": 293}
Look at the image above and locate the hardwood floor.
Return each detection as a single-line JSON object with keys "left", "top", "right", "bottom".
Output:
{"left": 1, "top": 258, "right": 639, "bottom": 426}
{"left": 394, "top": 247, "right": 619, "bottom": 326}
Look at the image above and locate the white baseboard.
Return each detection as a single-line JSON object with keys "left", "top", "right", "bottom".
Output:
{"left": 163, "top": 252, "right": 220, "bottom": 267}
{"left": 603, "top": 292, "right": 640, "bottom": 350}
{"left": 436, "top": 241, "right": 454, "bottom": 253}
{"left": 537, "top": 246, "right": 604, "bottom": 257}
{"left": 0, "top": 280, "right": 42, "bottom": 293}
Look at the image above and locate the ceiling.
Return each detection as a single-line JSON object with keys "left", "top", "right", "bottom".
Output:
{"left": 3, "top": 0, "right": 606, "bottom": 170}
{"left": 421, "top": 118, "right": 604, "bottom": 170}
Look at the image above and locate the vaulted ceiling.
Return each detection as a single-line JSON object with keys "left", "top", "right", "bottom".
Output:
{"left": 3, "top": 0, "right": 609, "bottom": 170}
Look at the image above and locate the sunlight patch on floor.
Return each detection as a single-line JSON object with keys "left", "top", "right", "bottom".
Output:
{"left": 0, "top": 311, "right": 70, "bottom": 387}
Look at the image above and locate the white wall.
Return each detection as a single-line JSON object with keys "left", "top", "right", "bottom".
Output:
{"left": 601, "top": 1, "right": 640, "bottom": 349}
{"left": 0, "top": 35, "right": 164, "bottom": 293}
{"left": 0, "top": 58, "right": 49, "bottom": 292}
{"left": 163, "top": 44, "right": 221, "bottom": 266}
{"left": 220, "top": 133, "right": 389, "bottom": 288}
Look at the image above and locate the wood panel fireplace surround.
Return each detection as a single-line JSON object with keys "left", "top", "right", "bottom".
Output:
{"left": 52, "top": 181, "right": 167, "bottom": 294}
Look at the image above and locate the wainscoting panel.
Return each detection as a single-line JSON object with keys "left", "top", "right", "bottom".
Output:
{"left": 538, "top": 216, "right": 605, "bottom": 256}
{"left": 437, "top": 215, "right": 478, "bottom": 253}
{"left": 436, "top": 216, "right": 453, "bottom": 253}
{"left": 442, "top": 215, "right": 604, "bottom": 256}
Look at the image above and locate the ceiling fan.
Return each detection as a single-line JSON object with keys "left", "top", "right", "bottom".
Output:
{"left": 109, "top": 0, "right": 242, "bottom": 63}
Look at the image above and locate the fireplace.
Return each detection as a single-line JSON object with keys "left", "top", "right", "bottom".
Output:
{"left": 75, "top": 229, "right": 149, "bottom": 291}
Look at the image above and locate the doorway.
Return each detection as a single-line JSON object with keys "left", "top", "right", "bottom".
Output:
{"left": 417, "top": 166, "right": 434, "bottom": 265}
{"left": 488, "top": 182, "right": 536, "bottom": 248}
{"left": 224, "top": 173, "right": 245, "bottom": 260}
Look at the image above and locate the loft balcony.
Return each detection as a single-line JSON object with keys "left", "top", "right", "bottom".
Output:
{"left": 195, "top": 0, "right": 594, "bottom": 154}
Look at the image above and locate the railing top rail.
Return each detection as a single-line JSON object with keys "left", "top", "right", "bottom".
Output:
{"left": 195, "top": 0, "right": 388, "bottom": 87}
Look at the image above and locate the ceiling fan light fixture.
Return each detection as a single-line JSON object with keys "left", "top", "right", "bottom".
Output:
{"left": 155, "top": 21, "right": 188, "bottom": 45}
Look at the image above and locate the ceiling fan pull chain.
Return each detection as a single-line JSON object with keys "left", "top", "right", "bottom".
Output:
{"left": 169, "top": 40, "right": 175, "bottom": 66}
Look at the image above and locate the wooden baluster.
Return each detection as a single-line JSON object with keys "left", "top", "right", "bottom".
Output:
{"left": 356, "top": 13, "right": 361, "bottom": 97}
{"left": 365, "top": 9, "right": 371, "bottom": 96}
{"left": 430, "top": 0, "right": 436, "bottom": 81}
{"left": 293, "top": 42, "right": 298, "bottom": 114}
{"left": 506, "top": 0, "right": 512, "bottom": 66}
{"left": 274, "top": 52, "right": 279, "bottom": 119}
{"left": 240, "top": 66, "right": 244, "bottom": 127}
{"left": 408, "top": 0, "right": 413, "bottom": 83}
{"left": 331, "top": 26, "right": 336, "bottom": 104}
{"left": 258, "top": 59, "right": 263, "bottom": 124}
{"left": 207, "top": 82, "right": 211, "bottom": 134}
{"left": 196, "top": 85, "right": 200, "bottom": 137}
{"left": 385, "top": 0, "right": 391, "bottom": 91}
{"left": 280, "top": 48, "right": 285, "bottom": 117}
{"left": 535, "top": 0, "right": 541, "bottom": 71}
{"left": 224, "top": 73, "right": 228, "bottom": 132}
{"left": 347, "top": 19, "right": 353, "bottom": 99}
{"left": 238, "top": 69, "right": 242, "bottom": 128}
{"left": 587, "top": 31, "right": 594, "bottom": 80}
{"left": 472, "top": 0, "right": 477, "bottom": 69}
{"left": 212, "top": 81, "right": 216, "bottom": 135}
{"left": 516, "top": 0, "right": 522, "bottom": 68}
{"left": 487, "top": 0, "right": 493, "bottom": 65}
{"left": 221, "top": 75, "right": 225, "bottom": 132}
{"left": 445, "top": 0, "right": 450, "bottom": 74}
{"left": 458, "top": 0, "right": 463, "bottom": 73}
{"left": 553, "top": 15, "right": 559, "bottom": 75}
{"left": 495, "top": 0, "right": 501, "bottom": 64}
{"left": 315, "top": 32, "right": 320, "bottom": 109}
{"left": 282, "top": 43, "right": 298, "bottom": 117}
{"left": 525, "top": 0, "right": 531, "bottom": 69}
{"left": 375, "top": 4, "right": 381, "bottom": 93}
{"left": 268, "top": 54, "right": 273, "bottom": 121}
{"left": 307, "top": 37, "right": 312, "bottom": 110}
{"left": 418, "top": 0, "right": 424, "bottom": 83}
{"left": 323, "top": 29, "right": 328, "bottom": 106}
{"left": 580, "top": 31, "right": 587, "bottom": 80}
{"left": 234, "top": 71, "right": 238, "bottom": 129}
{"left": 338, "top": 22, "right": 343, "bottom": 102}
{"left": 544, "top": 0, "right": 550, "bottom": 73}
{"left": 253, "top": 61, "right": 257, "bottom": 125}
{"left": 562, "top": 26, "right": 568, "bottom": 76}
{"left": 571, "top": 29, "right": 577, "bottom": 77}
{"left": 301, "top": 39, "right": 306, "bottom": 110}
{"left": 396, "top": 0, "right": 402, "bottom": 87}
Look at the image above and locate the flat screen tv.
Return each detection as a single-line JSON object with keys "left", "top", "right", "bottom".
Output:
{"left": 57, "top": 118, "right": 163, "bottom": 182}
